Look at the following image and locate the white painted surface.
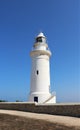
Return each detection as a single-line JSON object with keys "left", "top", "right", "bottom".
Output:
{"left": 45, "top": 96, "right": 56, "bottom": 104}
{"left": 37, "top": 32, "right": 45, "bottom": 38}
{"left": 28, "top": 32, "right": 56, "bottom": 103}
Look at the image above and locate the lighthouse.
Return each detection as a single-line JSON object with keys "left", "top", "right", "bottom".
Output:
{"left": 28, "top": 32, "right": 56, "bottom": 103}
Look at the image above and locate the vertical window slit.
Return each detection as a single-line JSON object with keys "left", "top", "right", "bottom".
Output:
{"left": 37, "top": 70, "right": 39, "bottom": 75}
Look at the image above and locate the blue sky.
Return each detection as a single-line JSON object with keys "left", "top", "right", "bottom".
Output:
{"left": 0, "top": 0, "right": 80, "bottom": 102}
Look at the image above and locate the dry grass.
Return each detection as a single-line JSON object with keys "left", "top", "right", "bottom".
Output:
{"left": 0, "top": 114, "right": 79, "bottom": 130}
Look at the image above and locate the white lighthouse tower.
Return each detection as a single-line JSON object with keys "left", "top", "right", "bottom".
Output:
{"left": 28, "top": 32, "right": 56, "bottom": 103}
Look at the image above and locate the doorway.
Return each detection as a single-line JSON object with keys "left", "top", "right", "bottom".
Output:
{"left": 34, "top": 97, "right": 38, "bottom": 102}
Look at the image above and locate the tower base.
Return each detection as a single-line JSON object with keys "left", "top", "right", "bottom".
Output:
{"left": 28, "top": 92, "right": 56, "bottom": 104}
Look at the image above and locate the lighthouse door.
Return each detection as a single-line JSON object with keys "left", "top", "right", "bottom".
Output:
{"left": 34, "top": 97, "right": 38, "bottom": 102}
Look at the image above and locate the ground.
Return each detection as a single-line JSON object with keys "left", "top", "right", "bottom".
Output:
{"left": 0, "top": 110, "right": 80, "bottom": 130}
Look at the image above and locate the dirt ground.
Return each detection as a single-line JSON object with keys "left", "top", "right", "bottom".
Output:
{"left": 0, "top": 114, "right": 79, "bottom": 130}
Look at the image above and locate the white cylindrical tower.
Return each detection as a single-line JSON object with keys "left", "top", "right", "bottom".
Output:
{"left": 28, "top": 32, "right": 56, "bottom": 103}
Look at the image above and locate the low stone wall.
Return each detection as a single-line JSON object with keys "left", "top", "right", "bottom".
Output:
{"left": 0, "top": 102, "right": 80, "bottom": 117}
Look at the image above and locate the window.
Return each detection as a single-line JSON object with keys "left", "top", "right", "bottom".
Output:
{"left": 36, "top": 37, "right": 42, "bottom": 42}
{"left": 34, "top": 97, "right": 38, "bottom": 102}
{"left": 36, "top": 70, "right": 39, "bottom": 75}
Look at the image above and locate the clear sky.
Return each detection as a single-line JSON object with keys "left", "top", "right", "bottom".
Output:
{"left": 0, "top": 0, "right": 80, "bottom": 102}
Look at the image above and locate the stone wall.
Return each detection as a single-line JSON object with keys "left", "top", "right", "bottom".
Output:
{"left": 0, "top": 102, "right": 80, "bottom": 117}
